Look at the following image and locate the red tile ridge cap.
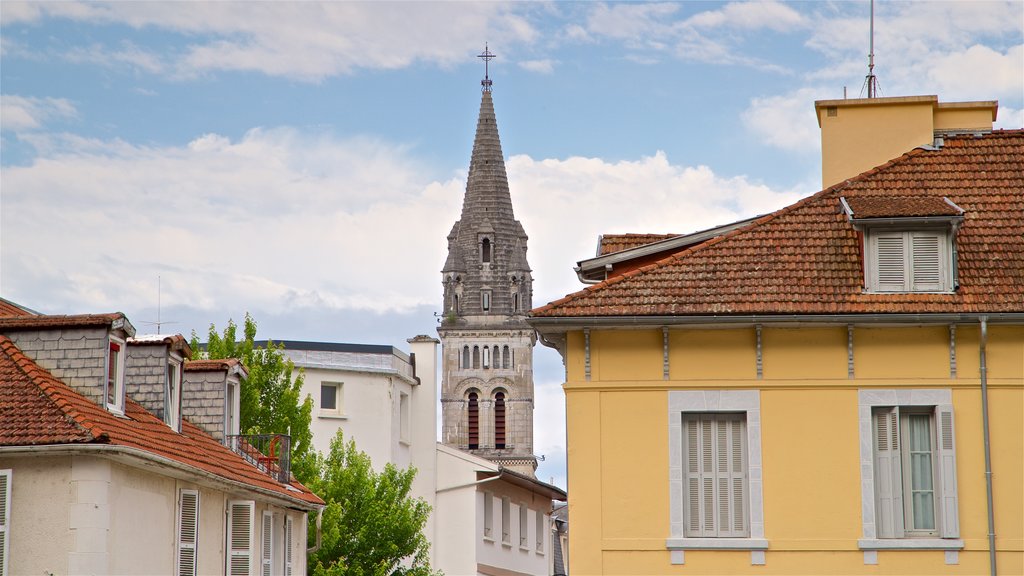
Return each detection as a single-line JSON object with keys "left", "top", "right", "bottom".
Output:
{"left": 532, "top": 148, "right": 928, "bottom": 318}
{"left": 0, "top": 336, "right": 105, "bottom": 441}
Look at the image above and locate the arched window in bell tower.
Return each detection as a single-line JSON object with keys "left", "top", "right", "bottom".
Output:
{"left": 502, "top": 345, "right": 510, "bottom": 369}
{"left": 481, "top": 238, "right": 492, "bottom": 263}
{"left": 494, "top": 391, "right": 506, "bottom": 449}
{"left": 468, "top": 391, "right": 479, "bottom": 450}
{"left": 473, "top": 346, "right": 480, "bottom": 369}
{"left": 462, "top": 346, "right": 470, "bottom": 369}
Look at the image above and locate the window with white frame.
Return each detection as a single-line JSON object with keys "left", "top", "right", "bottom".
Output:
{"left": 106, "top": 337, "right": 126, "bottom": 413}
{"left": 227, "top": 500, "right": 255, "bottom": 576}
{"left": 166, "top": 356, "right": 183, "bottom": 431}
{"left": 399, "top": 392, "right": 410, "bottom": 443}
{"left": 866, "top": 229, "right": 953, "bottom": 293}
{"left": 319, "top": 382, "right": 344, "bottom": 416}
{"left": 501, "top": 496, "right": 511, "bottom": 544}
{"left": 519, "top": 503, "right": 529, "bottom": 548}
{"left": 177, "top": 489, "right": 199, "bottom": 576}
{"left": 483, "top": 491, "right": 493, "bottom": 539}
{"left": 1, "top": 469, "right": 11, "bottom": 576}
{"left": 535, "top": 510, "right": 545, "bottom": 553}
{"left": 859, "top": 389, "right": 960, "bottom": 548}
{"left": 261, "top": 511, "right": 273, "bottom": 576}
{"left": 226, "top": 381, "right": 239, "bottom": 438}
{"left": 667, "top": 390, "right": 766, "bottom": 551}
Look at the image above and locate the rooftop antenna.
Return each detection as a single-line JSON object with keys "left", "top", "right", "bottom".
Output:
{"left": 864, "top": 0, "right": 880, "bottom": 98}
{"left": 478, "top": 43, "right": 495, "bottom": 92}
{"left": 140, "top": 275, "right": 178, "bottom": 334}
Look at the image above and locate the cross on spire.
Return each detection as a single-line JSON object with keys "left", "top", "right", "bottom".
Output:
{"left": 478, "top": 43, "right": 495, "bottom": 92}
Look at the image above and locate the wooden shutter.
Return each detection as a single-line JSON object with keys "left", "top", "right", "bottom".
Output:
{"left": 494, "top": 392, "right": 506, "bottom": 449}
{"left": 873, "top": 408, "right": 905, "bottom": 538}
{"left": 284, "top": 516, "right": 293, "bottom": 576}
{"left": 911, "top": 232, "right": 944, "bottom": 291}
{"left": 0, "top": 470, "right": 10, "bottom": 576}
{"left": 177, "top": 490, "right": 199, "bottom": 576}
{"left": 874, "top": 233, "right": 907, "bottom": 292}
{"left": 468, "top": 392, "right": 479, "bottom": 449}
{"left": 261, "top": 511, "right": 273, "bottom": 576}
{"left": 228, "top": 501, "right": 254, "bottom": 576}
{"left": 936, "top": 405, "right": 960, "bottom": 538}
{"left": 682, "top": 414, "right": 747, "bottom": 537}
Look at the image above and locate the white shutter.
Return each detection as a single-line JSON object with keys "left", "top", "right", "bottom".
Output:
{"left": 0, "top": 470, "right": 10, "bottom": 576}
{"left": 261, "top": 511, "right": 273, "bottom": 576}
{"left": 284, "top": 516, "right": 293, "bottom": 576}
{"left": 873, "top": 408, "right": 905, "bottom": 538}
{"left": 911, "top": 232, "right": 944, "bottom": 291}
{"left": 177, "top": 490, "right": 199, "bottom": 576}
{"left": 683, "top": 415, "right": 747, "bottom": 537}
{"left": 228, "top": 501, "right": 254, "bottom": 576}
{"left": 936, "top": 405, "right": 960, "bottom": 538}
{"left": 874, "top": 233, "right": 908, "bottom": 292}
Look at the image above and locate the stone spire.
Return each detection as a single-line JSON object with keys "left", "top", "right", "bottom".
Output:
{"left": 438, "top": 74, "right": 537, "bottom": 477}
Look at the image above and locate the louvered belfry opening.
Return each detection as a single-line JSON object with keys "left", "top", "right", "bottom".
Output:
{"left": 468, "top": 392, "right": 479, "bottom": 449}
{"left": 494, "top": 391, "right": 506, "bottom": 449}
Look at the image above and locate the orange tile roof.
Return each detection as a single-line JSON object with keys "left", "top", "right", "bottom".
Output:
{"left": 0, "top": 298, "right": 37, "bottom": 318}
{"left": 845, "top": 196, "right": 962, "bottom": 218}
{"left": 533, "top": 131, "right": 1024, "bottom": 318}
{"left": 0, "top": 313, "right": 126, "bottom": 330}
{"left": 0, "top": 336, "right": 322, "bottom": 507}
{"left": 185, "top": 358, "right": 243, "bottom": 371}
{"left": 599, "top": 234, "right": 679, "bottom": 256}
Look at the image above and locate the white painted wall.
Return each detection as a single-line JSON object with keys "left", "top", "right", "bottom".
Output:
{"left": 0, "top": 455, "right": 75, "bottom": 576}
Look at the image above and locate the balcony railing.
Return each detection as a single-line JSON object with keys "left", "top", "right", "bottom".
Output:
{"left": 227, "top": 434, "right": 291, "bottom": 483}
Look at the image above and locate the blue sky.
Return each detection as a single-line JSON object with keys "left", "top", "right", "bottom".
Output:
{"left": 2, "top": 1, "right": 1022, "bottom": 488}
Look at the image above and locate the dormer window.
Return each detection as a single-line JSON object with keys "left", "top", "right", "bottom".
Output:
{"left": 842, "top": 196, "right": 963, "bottom": 294}
{"left": 106, "top": 337, "right": 125, "bottom": 413}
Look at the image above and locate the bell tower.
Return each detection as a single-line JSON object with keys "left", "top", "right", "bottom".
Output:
{"left": 438, "top": 46, "right": 537, "bottom": 476}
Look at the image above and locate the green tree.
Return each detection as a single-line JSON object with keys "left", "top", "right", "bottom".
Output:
{"left": 308, "top": 432, "right": 438, "bottom": 576}
{"left": 191, "top": 313, "right": 316, "bottom": 481}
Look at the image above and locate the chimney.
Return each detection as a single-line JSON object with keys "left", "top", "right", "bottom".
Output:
{"left": 126, "top": 334, "right": 192, "bottom": 430}
{"left": 814, "top": 95, "right": 997, "bottom": 189}
{"left": 182, "top": 359, "right": 246, "bottom": 443}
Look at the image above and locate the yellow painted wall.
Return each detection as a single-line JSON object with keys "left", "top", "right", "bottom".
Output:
{"left": 815, "top": 96, "right": 997, "bottom": 188}
{"left": 564, "top": 324, "right": 1024, "bottom": 574}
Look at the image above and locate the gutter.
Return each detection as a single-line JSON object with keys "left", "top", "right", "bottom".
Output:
{"left": 436, "top": 474, "right": 504, "bottom": 494}
{"left": 530, "top": 312, "right": 1024, "bottom": 331}
{"left": 979, "top": 317, "right": 997, "bottom": 576}
{"left": 0, "top": 443, "right": 323, "bottom": 512}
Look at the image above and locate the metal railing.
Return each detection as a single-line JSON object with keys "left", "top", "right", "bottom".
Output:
{"left": 226, "top": 434, "right": 291, "bottom": 483}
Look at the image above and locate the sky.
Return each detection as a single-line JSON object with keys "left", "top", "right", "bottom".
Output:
{"left": 2, "top": 1, "right": 1022, "bottom": 489}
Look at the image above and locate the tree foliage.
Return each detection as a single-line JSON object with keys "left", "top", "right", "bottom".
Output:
{"left": 308, "top": 432, "right": 438, "bottom": 576}
{"left": 191, "top": 313, "right": 316, "bottom": 481}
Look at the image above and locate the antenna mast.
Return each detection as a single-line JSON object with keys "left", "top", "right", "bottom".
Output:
{"left": 865, "top": 0, "right": 880, "bottom": 98}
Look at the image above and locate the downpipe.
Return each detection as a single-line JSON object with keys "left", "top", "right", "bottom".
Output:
{"left": 979, "top": 317, "right": 996, "bottom": 576}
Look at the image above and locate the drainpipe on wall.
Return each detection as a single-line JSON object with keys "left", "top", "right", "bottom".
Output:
{"left": 979, "top": 316, "right": 997, "bottom": 576}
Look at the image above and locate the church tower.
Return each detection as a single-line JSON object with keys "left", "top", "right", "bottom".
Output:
{"left": 438, "top": 47, "right": 537, "bottom": 476}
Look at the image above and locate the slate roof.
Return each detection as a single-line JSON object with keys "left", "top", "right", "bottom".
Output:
{"left": 534, "top": 131, "right": 1024, "bottom": 318}
{"left": 0, "top": 335, "right": 322, "bottom": 507}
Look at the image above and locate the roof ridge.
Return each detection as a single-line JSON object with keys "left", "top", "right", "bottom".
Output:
{"left": 0, "top": 336, "right": 104, "bottom": 441}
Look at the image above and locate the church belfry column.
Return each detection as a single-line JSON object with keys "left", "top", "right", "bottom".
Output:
{"left": 438, "top": 45, "right": 537, "bottom": 477}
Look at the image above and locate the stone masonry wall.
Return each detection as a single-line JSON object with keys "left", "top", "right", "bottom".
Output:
{"left": 126, "top": 344, "right": 168, "bottom": 420}
{"left": 182, "top": 370, "right": 226, "bottom": 442}
{"left": 6, "top": 327, "right": 110, "bottom": 406}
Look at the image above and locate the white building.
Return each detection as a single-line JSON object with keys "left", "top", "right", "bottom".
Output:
{"left": 0, "top": 310, "right": 323, "bottom": 576}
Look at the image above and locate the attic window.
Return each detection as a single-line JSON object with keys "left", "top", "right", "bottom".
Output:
{"left": 106, "top": 338, "right": 126, "bottom": 414}
{"left": 842, "top": 196, "right": 963, "bottom": 294}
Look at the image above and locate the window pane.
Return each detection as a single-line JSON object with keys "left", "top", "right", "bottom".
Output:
{"left": 908, "top": 414, "right": 936, "bottom": 530}
{"left": 321, "top": 384, "right": 337, "bottom": 410}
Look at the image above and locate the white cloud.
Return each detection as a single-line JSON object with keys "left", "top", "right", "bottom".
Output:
{"left": 686, "top": 0, "right": 806, "bottom": 32}
{"left": 0, "top": 95, "right": 77, "bottom": 131}
{"left": 927, "top": 44, "right": 1024, "bottom": 103}
{"left": 64, "top": 41, "right": 164, "bottom": 74}
{"left": 3, "top": 1, "right": 539, "bottom": 81}
{"left": 519, "top": 59, "right": 556, "bottom": 74}
{"left": 742, "top": 87, "right": 823, "bottom": 153}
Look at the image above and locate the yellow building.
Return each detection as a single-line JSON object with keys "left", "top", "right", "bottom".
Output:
{"left": 530, "top": 106, "right": 1024, "bottom": 574}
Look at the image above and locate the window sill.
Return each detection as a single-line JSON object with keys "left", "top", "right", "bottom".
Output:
{"left": 858, "top": 538, "right": 963, "bottom": 550}
{"left": 519, "top": 545, "right": 530, "bottom": 552}
{"left": 482, "top": 535, "right": 494, "bottom": 543}
{"left": 318, "top": 412, "right": 347, "bottom": 420}
{"left": 501, "top": 540, "right": 512, "bottom": 548}
{"left": 399, "top": 439, "right": 411, "bottom": 446}
{"left": 666, "top": 538, "right": 769, "bottom": 550}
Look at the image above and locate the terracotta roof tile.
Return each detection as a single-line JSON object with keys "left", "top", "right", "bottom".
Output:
{"left": 0, "top": 313, "right": 126, "bottom": 330}
{"left": 846, "top": 196, "right": 962, "bottom": 218}
{"left": 599, "top": 234, "right": 679, "bottom": 256}
{"left": 533, "top": 131, "right": 1024, "bottom": 318}
{"left": 0, "top": 298, "right": 37, "bottom": 318}
{"left": 185, "top": 358, "right": 242, "bottom": 371}
{"left": 0, "top": 336, "right": 322, "bottom": 507}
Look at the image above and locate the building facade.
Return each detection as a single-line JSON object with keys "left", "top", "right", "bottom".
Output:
{"left": 530, "top": 98, "right": 1023, "bottom": 574}
{"left": 438, "top": 78, "right": 537, "bottom": 476}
